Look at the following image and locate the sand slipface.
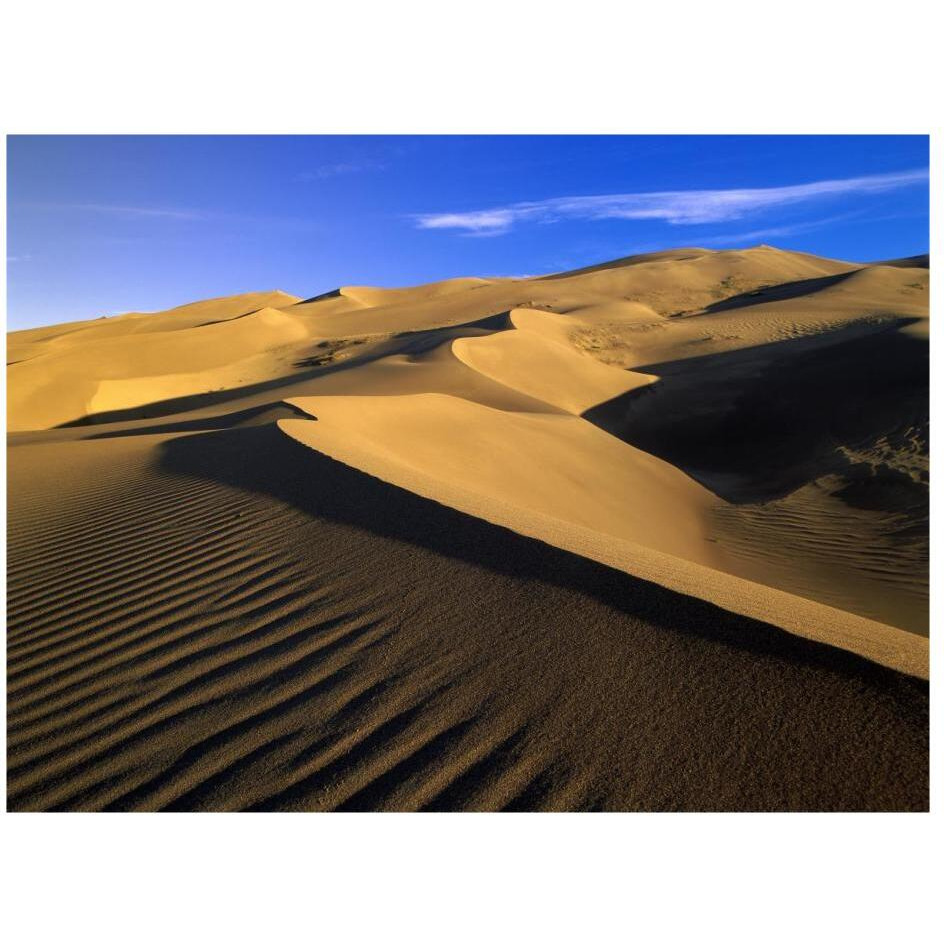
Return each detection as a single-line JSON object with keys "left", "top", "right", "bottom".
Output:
{"left": 6, "top": 246, "right": 929, "bottom": 811}
{"left": 280, "top": 393, "right": 717, "bottom": 560}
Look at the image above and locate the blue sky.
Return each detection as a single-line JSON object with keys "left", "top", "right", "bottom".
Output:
{"left": 7, "top": 135, "right": 929, "bottom": 330}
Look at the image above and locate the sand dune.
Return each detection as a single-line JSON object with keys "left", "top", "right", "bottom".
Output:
{"left": 452, "top": 308, "right": 656, "bottom": 414}
{"left": 6, "top": 425, "right": 927, "bottom": 811}
{"left": 6, "top": 244, "right": 929, "bottom": 810}
{"left": 281, "top": 393, "right": 717, "bottom": 562}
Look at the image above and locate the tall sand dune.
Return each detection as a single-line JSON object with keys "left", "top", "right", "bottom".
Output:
{"left": 452, "top": 308, "right": 657, "bottom": 414}
{"left": 6, "top": 245, "right": 929, "bottom": 810}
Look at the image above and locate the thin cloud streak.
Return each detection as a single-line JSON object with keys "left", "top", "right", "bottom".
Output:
{"left": 295, "top": 158, "right": 388, "bottom": 182}
{"left": 62, "top": 203, "right": 207, "bottom": 220}
{"left": 413, "top": 168, "right": 929, "bottom": 236}
{"left": 698, "top": 224, "right": 815, "bottom": 246}
{"left": 24, "top": 202, "right": 318, "bottom": 231}
{"left": 696, "top": 211, "right": 869, "bottom": 247}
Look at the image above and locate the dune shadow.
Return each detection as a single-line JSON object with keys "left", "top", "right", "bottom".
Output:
{"left": 684, "top": 270, "right": 858, "bottom": 317}
{"left": 80, "top": 401, "right": 312, "bottom": 439}
{"left": 55, "top": 357, "right": 372, "bottom": 430}
{"left": 584, "top": 319, "right": 928, "bottom": 503}
{"left": 56, "top": 310, "right": 518, "bottom": 430}
{"left": 156, "top": 422, "right": 925, "bottom": 695}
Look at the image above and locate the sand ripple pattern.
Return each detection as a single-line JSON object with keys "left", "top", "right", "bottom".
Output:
{"left": 6, "top": 429, "right": 929, "bottom": 811}
{"left": 5, "top": 437, "right": 588, "bottom": 811}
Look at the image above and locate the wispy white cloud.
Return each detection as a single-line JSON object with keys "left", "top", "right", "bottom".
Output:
{"left": 62, "top": 203, "right": 207, "bottom": 220}
{"left": 696, "top": 210, "right": 868, "bottom": 247}
{"left": 413, "top": 168, "right": 929, "bottom": 236}
{"left": 7, "top": 253, "right": 33, "bottom": 262}
{"left": 26, "top": 202, "right": 317, "bottom": 231}
{"left": 697, "top": 225, "right": 812, "bottom": 246}
{"left": 295, "top": 158, "right": 387, "bottom": 182}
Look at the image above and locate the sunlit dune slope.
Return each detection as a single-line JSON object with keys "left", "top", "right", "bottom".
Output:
{"left": 281, "top": 392, "right": 717, "bottom": 563}
{"left": 7, "top": 245, "right": 874, "bottom": 430}
{"left": 7, "top": 245, "right": 929, "bottom": 671}
{"left": 451, "top": 308, "right": 656, "bottom": 414}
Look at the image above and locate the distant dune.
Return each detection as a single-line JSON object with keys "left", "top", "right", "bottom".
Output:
{"left": 6, "top": 245, "right": 928, "bottom": 810}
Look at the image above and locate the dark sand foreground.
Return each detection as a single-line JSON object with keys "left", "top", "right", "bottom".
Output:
{"left": 7, "top": 423, "right": 927, "bottom": 811}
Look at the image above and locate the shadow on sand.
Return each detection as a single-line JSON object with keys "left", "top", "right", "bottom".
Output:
{"left": 584, "top": 320, "right": 927, "bottom": 503}
{"left": 157, "top": 422, "right": 927, "bottom": 694}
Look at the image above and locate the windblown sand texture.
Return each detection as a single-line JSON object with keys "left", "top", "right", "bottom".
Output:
{"left": 6, "top": 246, "right": 929, "bottom": 811}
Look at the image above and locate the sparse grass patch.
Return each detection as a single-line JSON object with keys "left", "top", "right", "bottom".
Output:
{"left": 297, "top": 336, "right": 368, "bottom": 368}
